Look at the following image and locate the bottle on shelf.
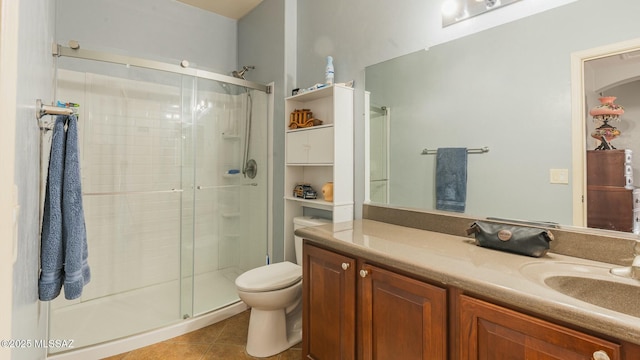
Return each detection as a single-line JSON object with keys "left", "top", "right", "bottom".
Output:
{"left": 325, "top": 56, "right": 334, "bottom": 85}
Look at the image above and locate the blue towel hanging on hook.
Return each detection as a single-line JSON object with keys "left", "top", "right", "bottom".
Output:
{"left": 39, "top": 114, "right": 90, "bottom": 301}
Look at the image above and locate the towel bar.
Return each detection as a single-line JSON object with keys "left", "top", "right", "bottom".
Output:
{"left": 421, "top": 146, "right": 489, "bottom": 155}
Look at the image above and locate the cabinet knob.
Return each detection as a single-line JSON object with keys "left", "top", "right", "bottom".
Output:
{"left": 341, "top": 262, "right": 350, "bottom": 270}
{"left": 592, "top": 350, "right": 610, "bottom": 360}
{"left": 359, "top": 269, "right": 369, "bottom": 278}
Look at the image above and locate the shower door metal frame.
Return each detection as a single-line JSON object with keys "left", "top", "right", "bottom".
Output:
{"left": 54, "top": 44, "right": 270, "bottom": 93}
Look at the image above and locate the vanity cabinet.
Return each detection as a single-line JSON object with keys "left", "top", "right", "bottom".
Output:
{"left": 302, "top": 243, "right": 356, "bottom": 360}
{"left": 358, "top": 262, "right": 447, "bottom": 359}
{"left": 302, "top": 243, "right": 448, "bottom": 360}
{"left": 458, "top": 295, "right": 621, "bottom": 360}
{"left": 303, "top": 242, "right": 640, "bottom": 360}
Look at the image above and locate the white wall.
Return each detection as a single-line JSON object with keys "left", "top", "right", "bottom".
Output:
{"left": 0, "top": 0, "right": 18, "bottom": 357}
{"left": 238, "top": 0, "right": 288, "bottom": 262}
{"left": 11, "top": 0, "right": 57, "bottom": 359}
{"left": 56, "top": 0, "right": 238, "bottom": 74}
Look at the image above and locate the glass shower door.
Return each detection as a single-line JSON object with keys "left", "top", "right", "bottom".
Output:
{"left": 50, "top": 64, "right": 192, "bottom": 352}
{"left": 190, "top": 79, "right": 269, "bottom": 315}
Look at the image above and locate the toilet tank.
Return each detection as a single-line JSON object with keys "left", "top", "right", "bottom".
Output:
{"left": 293, "top": 216, "right": 331, "bottom": 265}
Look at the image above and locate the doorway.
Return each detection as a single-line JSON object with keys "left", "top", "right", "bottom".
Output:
{"left": 571, "top": 38, "right": 640, "bottom": 232}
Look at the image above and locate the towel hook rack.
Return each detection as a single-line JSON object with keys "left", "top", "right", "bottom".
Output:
{"left": 36, "top": 99, "right": 78, "bottom": 131}
{"left": 421, "top": 146, "right": 489, "bottom": 155}
{"left": 36, "top": 99, "right": 74, "bottom": 120}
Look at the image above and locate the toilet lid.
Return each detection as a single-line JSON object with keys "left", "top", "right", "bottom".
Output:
{"left": 236, "top": 261, "right": 302, "bottom": 292}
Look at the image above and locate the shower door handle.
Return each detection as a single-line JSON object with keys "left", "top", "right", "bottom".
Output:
{"left": 196, "top": 183, "right": 258, "bottom": 190}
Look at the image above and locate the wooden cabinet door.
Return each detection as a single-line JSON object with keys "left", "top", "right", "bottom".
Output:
{"left": 459, "top": 295, "right": 621, "bottom": 360}
{"left": 303, "top": 243, "right": 356, "bottom": 360}
{"left": 359, "top": 263, "right": 447, "bottom": 360}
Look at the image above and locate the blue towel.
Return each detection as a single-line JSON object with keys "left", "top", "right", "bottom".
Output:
{"left": 435, "top": 148, "right": 468, "bottom": 213}
{"left": 39, "top": 115, "right": 90, "bottom": 301}
{"left": 62, "top": 115, "right": 91, "bottom": 299}
{"left": 39, "top": 116, "right": 66, "bottom": 301}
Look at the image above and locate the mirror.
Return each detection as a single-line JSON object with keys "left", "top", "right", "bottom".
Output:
{"left": 365, "top": 1, "right": 640, "bottom": 235}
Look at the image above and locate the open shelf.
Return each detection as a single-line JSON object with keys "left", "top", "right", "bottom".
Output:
{"left": 283, "top": 84, "right": 354, "bottom": 262}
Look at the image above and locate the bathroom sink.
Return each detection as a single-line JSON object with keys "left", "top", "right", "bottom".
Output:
{"left": 520, "top": 261, "right": 640, "bottom": 317}
{"left": 544, "top": 275, "right": 640, "bottom": 317}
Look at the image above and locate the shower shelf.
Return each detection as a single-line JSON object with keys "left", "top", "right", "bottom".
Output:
{"left": 221, "top": 134, "right": 240, "bottom": 140}
{"left": 222, "top": 173, "right": 240, "bottom": 178}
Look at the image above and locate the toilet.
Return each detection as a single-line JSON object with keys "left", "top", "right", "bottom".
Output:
{"left": 235, "top": 216, "right": 330, "bottom": 358}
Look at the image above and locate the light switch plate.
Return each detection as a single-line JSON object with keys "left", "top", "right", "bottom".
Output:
{"left": 550, "top": 168, "right": 569, "bottom": 184}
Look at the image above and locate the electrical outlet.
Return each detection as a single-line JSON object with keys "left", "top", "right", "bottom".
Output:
{"left": 550, "top": 169, "right": 569, "bottom": 184}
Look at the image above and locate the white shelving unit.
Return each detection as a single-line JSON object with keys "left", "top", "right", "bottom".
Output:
{"left": 283, "top": 84, "right": 354, "bottom": 262}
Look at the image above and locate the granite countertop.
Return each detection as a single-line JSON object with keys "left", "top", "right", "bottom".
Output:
{"left": 296, "top": 219, "right": 640, "bottom": 345}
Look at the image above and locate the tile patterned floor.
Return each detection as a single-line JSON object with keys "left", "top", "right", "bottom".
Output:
{"left": 103, "top": 310, "right": 301, "bottom": 360}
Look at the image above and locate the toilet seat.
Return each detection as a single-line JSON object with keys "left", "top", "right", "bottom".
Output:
{"left": 236, "top": 261, "right": 302, "bottom": 292}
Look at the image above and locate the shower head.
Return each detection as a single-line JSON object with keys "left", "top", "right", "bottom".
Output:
{"left": 232, "top": 65, "right": 255, "bottom": 79}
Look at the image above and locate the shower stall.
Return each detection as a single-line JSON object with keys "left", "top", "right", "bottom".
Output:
{"left": 46, "top": 47, "right": 271, "bottom": 354}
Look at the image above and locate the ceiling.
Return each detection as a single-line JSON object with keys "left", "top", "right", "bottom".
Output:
{"left": 176, "top": 0, "right": 263, "bottom": 20}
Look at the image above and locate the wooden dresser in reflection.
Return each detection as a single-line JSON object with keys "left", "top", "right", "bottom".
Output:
{"left": 586, "top": 149, "right": 639, "bottom": 233}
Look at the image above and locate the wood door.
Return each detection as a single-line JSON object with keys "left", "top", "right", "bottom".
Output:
{"left": 359, "top": 263, "right": 447, "bottom": 360}
{"left": 303, "top": 243, "right": 356, "bottom": 360}
{"left": 459, "top": 295, "right": 621, "bottom": 360}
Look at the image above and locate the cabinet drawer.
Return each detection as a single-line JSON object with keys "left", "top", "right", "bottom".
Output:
{"left": 587, "top": 186, "right": 635, "bottom": 232}
{"left": 286, "top": 126, "right": 334, "bottom": 164}
{"left": 587, "top": 150, "right": 629, "bottom": 187}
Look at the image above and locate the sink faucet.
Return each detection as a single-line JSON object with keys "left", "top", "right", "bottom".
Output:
{"left": 610, "top": 241, "right": 640, "bottom": 280}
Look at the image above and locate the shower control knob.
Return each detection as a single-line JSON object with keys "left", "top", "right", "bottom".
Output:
{"left": 341, "top": 262, "right": 350, "bottom": 270}
{"left": 359, "top": 269, "right": 369, "bottom": 278}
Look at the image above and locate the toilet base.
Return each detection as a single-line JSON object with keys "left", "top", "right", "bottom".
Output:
{"left": 245, "top": 303, "right": 302, "bottom": 358}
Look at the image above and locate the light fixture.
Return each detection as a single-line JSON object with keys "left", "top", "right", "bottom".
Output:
{"left": 590, "top": 96, "right": 624, "bottom": 150}
{"left": 441, "top": 0, "right": 460, "bottom": 18}
{"left": 442, "top": 0, "right": 520, "bottom": 27}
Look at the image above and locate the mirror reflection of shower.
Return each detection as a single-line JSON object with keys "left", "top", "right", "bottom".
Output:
{"left": 370, "top": 105, "right": 390, "bottom": 203}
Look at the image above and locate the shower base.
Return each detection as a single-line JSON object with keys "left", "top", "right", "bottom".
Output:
{"left": 47, "top": 268, "right": 244, "bottom": 359}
